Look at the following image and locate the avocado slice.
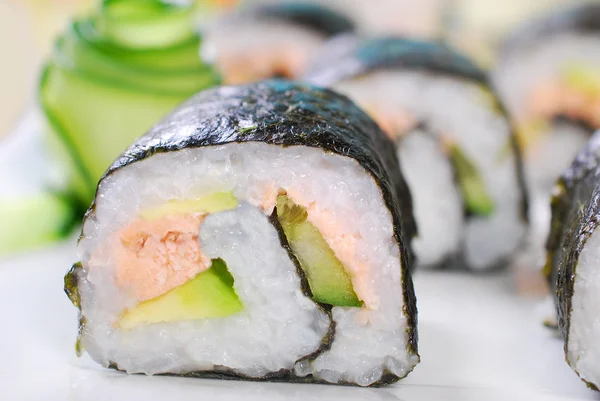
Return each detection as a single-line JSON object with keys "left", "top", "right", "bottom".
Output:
{"left": 119, "top": 258, "right": 242, "bottom": 329}
{"left": 276, "top": 195, "right": 362, "bottom": 307}
{"left": 139, "top": 191, "right": 238, "bottom": 220}
{"left": 562, "top": 64, "right": 600, "bottom": 98}
{"left": 448, "top": 144, "right": 494, "bottom": 216}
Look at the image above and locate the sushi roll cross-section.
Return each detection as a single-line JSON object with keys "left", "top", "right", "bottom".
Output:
{"left": 200, "top": 2, "right": 355, "bottom": 84}
{"left": 494, "top": 3, "right": 600, "bottom": 194}
{"left": 306, "top": 37, "right": 528, "bottom": 271}
{"left": 64, "top": 80, "right": 419, "bottom": 387}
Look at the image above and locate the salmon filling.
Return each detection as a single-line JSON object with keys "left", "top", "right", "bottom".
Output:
{"left": 528, "top": 82, "right": 600, "bottom": 128}
{"left": 219, "top": 46, "right": 308, "bottom": 85}
{"left": 524, "top": 64, "right": 600, "bottom": 148}
{"left": 115, "top": 213, "right": 211, "bottom": 302}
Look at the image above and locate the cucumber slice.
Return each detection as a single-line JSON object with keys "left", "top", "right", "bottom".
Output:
{"left": 0, "top": 193, "right": 75, "bottom": 255}
{"left": 119, "top": 258, "right": 243, "bottom": 329}
{"left": 55, "top": 33, "right": 218, "bottom": 94}
{"left": 40, "top": 64, "right": 186, "bottom": 184}
{"left": 448, "top": 144, "right": 494, "bottom": 216}
{"left": 95, "top": 0, "right": 197, "bottom": 50}
{"left": 39, "top": 0, "right": 219, "bottom": 207}
{"left": 73, "top": 21, "right": 205, "bottom": 71}
{"left": 276, "top": 195, "right": 362, "bottom": 307}
{"left": 42, "top": 118, "right": 94, "bottom": 203}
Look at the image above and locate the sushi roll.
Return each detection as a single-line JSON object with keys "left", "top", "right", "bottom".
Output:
{"left": 64, "top": 80, "right": 419, "bottom": 386}
{"left": 544, "top": 131, "right": 600, "bottom": 390}
{"left": 493, "top": 3, "right": 600, "bottom": 195}
{"left": 200, "top": 2, "right": 355, "bottom": 84}
{"left": 305, "top": 37, "right": 528, "bottom": 270}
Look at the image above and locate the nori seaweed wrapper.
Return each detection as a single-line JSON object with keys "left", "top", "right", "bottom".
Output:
{"left": 544, "top": 131, "right": 600, "bottom": 389}
{"left": 78, "top": 79, "right": 418, "bottom": 386}
{"left": 305, "top": 36, "right": 488, "bottom": 87}
{"left": 250, "top": 2, "right": 355, "bottom": 38}
{"left": 500, "top": 3, "right": 600, "bottom": 57}
{"left": 216, "top": 1, "right": 354, "bottom": 39}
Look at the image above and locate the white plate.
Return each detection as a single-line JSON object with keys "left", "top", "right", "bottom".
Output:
{"left": 0, "top": 240, "right": 596, "bottom": 401}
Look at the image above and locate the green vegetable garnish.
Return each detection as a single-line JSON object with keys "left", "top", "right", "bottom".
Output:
{"left": 448, "top": 144, "right": 495, "bottom": 216}
{"left": 39, "top": 0, "right": 220, "bottom": 203}
{"left": 276, "top": 195, "right": 362, "bottom": 307}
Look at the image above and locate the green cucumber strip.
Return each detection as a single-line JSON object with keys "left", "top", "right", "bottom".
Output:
{"left": 119, "top": 258, "right": 243, "bottom": 329}
{"left": 0, "top": 192, "right": 75, "bottom": 255}
{"left": 448, "top": 144, "right": 495, "bottom": 216}
{"left": 276, "top": 195, "right": 362, "bottom": 307}
{"left": 40, "top": 64, "right": 186, "bottom": 185}
{"left": 55, "top": 33, "right": 218, "bottom": 94}
{"left": 95, "top": 0, "right": 196, "bottom": 50}
{"left": 73, "top": 21, "right": 207, "bottom": 71}
{"left": 42, "top": 118, "right": 94, "bottom": 203}
{"left": 39, "top": 64, "right": 96, "bottom": 201}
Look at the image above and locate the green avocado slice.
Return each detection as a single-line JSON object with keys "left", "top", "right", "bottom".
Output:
{"left": 562, "top": 64, "right": 600, "bottom": 98}
{"left": 448, "top": 144, "right": 494, "bottom": 216}
{"left": 139, "top": 191, "right": 238, "bottom": 220}
{"left": 276, "top": 195, "right": 362, "bottom": 307}
{"left": 119, "top": 259, "right": 243, "bottom": 329}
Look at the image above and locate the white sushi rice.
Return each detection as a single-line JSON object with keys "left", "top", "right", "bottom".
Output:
{"left": 397, "top": 130, "right": 463, "bottom": 266}
{"left": 200, "top": 19, "right": 326, "bottom": 80}
{"left": 330, "top": 71, "right": 526, "bottom": 269}
{"left": 566, "top": 224, "right": 600, "bottom": 388}
{"left": 77, "top": 142, "right": 417, "bottom": 385}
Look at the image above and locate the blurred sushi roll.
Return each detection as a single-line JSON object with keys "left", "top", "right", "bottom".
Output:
{"left": 544, "top": 131, "right": 600, "bottom": 391}
{"left": 306, "top": 37, "right": 528, "bottom": 271}
{"left": 200, "top": 2, "right": 355, "bottom": 84}
{"left": 494, "top": 3, "right": 600, "bottom": 195}
{"left": 65, "top": 81, "right": 419, "bottom": 386}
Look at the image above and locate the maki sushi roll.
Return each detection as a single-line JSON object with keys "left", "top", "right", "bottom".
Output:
{"left": 305, "top": 37, "right": 528, "bottom": 270}
{"left": 65, "top": 81, "right": 419, "bottom": 386}
{"left": 200, "top": 2, "right": 355, "bottom": 84}
{"left": 493, "top": 3, "right": 600, "bottom": 195}
{"left": 544, "top": 131, "right": 600, "bottom": 390}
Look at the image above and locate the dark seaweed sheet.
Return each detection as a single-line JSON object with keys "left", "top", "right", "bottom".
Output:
{"left": 268, "top": 209, "right": 336, "bottom": 363}
{"left": 78, "top": 80, "right": 419, "bottom": 386}
{"left": 500, "top": 3, "right": 600, "bottom": 57}
{"left": 544, "top": 132, "right": 600, "bottom": 390}
{"left": 251, "top": 2, "right": 355, "bottom": 37}
{"left": 305, "top": 36, "right": 489, "bottom": 87}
